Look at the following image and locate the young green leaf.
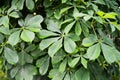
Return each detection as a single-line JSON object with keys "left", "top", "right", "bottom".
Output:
{"left": 20, "top": 30, "right": 35, "bottom": 42}
{"left": 64, "top": 37, "right": 76, "bottom": 53}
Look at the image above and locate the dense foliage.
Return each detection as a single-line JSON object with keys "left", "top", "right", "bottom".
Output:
{"left": 0, "top": 0, "right": 120, "bottom": 80}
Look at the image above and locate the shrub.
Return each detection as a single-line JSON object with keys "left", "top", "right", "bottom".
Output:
{"left": 0, "top": 0, "right": 120, "bottom": 80}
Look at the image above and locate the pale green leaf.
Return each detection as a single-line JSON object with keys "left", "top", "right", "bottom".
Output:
{"left": 20, "top": 30, "right": 35, "bottom": 42}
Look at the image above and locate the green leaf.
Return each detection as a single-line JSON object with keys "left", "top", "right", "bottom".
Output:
{"left": 60, "top": 7, "right": 71, "bottom": 14}
{"left": 101, "top": 43, "right": 120, "bottom": 64}
{"left": 9, "top": 11, "right": 20, "bottom": 18}
{"left": 0, "top": 34, "right": 4, "bottom": 43}
{"left": 39, "top": 57, "right": 50, "bottom": 75}
{"left": 93, "top": 17, "right": 103, "bottom": 24}
{"left": 36, "top": 56, "right": 49, "bottom": 75}
{"left": 69, "top": 57, "right": 80, "bottom": 68}
{"left": 49, "top": 69, "right": 58, "bottom": 78}
{"left": 59, "top": 59, "right": 67, "bottom": 73}
{"left": 26, "top": 15, "right": 43, "bottom": 25}
{"left": 52, "top": 71, "right": 65, "bottom": 80}
{"left": 52, "top": 49, "right": 65, "bottom": 64}
{"left": 8, "top": 30, "right": 20, "bottom": 46}
{"left": 64, "top": 73, "right": 70, "bottom": 80}
{"left": 48, "top": 39, "right": 62, "bottom": 57}
{"left": 46, "top": 19, "right": 61, "bottom": 33}
{"left": 83, "top": 15, "right": 92, "bottom": 21}
{"left": 4, "top": 47, "right": 19, "bottom": 64}
{"left": 67, "top": 33, "right": 80, "bottom": 41}
{"left": 26, "top": 0, "right": 35, "bottom": 10}
{"left": 75, "top": 67, "right": 90, "bottom": 80}
{"left": 62, "top": 0, "right": 67, "bottom": 3}
{"left": 18, "top": 51, "right": 33, "bottom": 65}
{"left": 81, "top": 57, "right": 87, "bottom": 68}
{"left": 82, "top": 34, "right": 97, "bottom": 47}
{"left": 75, "top": 21, "right": 82, "bottom": 36}
{"left": 73, "top": 7, "right": 86, "bottom": 19}
{"left": 81, "top": 21, "right": 89, "bottom": 37}
{"left": 54, "top": 10, "right": 61, "bottom": 19}
{"left": 0, "top": 16, "right": 9, "bottom": 27}
{"left": 64, "top": 21, "right": 75, "bottom": 34}
{"left": 15, "top": 65, "right": 37, "bottom": 80}
{"left": 20, "top": 30, "right": 35, "bottom": 42}
{"left": 26, "top": 15, "right": 43, "bottom": 32}
{"left": 84, "top": 43, "right": 101, "bottom": 60}
{"left": 0, "top": 27, "right": 10, "bottom": 35}
{"left": 38, "top": 30, "right": 59, "bottom": 39}
{"left": 64, "top": 37, "right": 76, "bottom": 53}
{"left": 39, "top": 37, "right": 59, "bottom": 50}
{"left": 10, "top": 66, "right": 19, "bottom": 78}
{"left": 93, "top": 0, "right": 105, "bottom": 5}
